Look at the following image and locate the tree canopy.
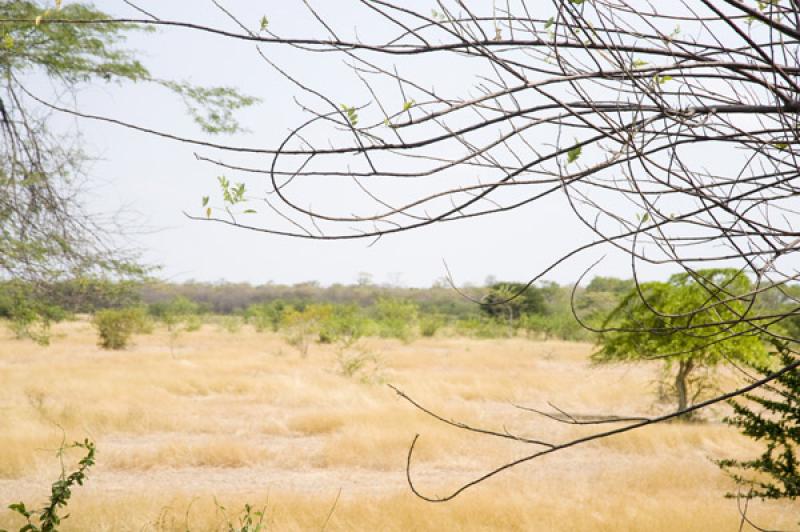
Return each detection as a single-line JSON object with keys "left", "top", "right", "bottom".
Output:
{"left": 595, "top": 269, "right": 769, "bottom": 410}
{"left": 0, "top": 0, "right": 254, "bottom": 293}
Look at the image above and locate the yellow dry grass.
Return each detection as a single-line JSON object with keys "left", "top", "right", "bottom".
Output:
{"left": 0, "top": 320, "right": 796, "bottom": 530}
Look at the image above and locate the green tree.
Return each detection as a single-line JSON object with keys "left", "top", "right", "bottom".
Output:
{"left": 0, "top": 280, "right": 66, "bottom": 344}
{"left": 0, "top": 1, "right": 254, "bottom": 312}
{"left": 595, "top": 269, "right": 769, "bottom": 412}
{"left": 480, "top": 282, "right": 547, "bottom": 334}
{"left": 585, "top": 277, "right": 634, "bottom": 295}
{"left": 717, "top": 341, "right": 799, "bottom": 506}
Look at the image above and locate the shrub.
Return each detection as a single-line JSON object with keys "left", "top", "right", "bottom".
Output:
{"left": 373, "top": 298, "right": 418, "bottom": 342}
{"left": 280, "top": 304, "right": 333, "bottom": 355}
{"left": 318, "top": 304, "right": 370, "bottom": 346}
{"left": 93, "top": 307, "right": 150, "bottom": 350}
{"left": 520, "top": 312, "right": 592, "bottom": 342}
{"left": 419, "top": 314, "right": 446, "bottom": 337}
{"left": 245, "top": 301, "right": 287, "bottom": 332}
{"left": 454, "top": 317, "right": 508, "bottom": 339}
{"left": 336, "top": 348, "right": 384, "bottom": 384}
{"left": 149, "top": 296, "right": 202, "bottom": 353}
{"left": 148, "top": 296, "right": 201, "bottom": 328}
{"left": 218, "top": 315, "right": 243, "bottom": 334}
{"left": 716, "top": 341, "right": 800, "bottom": 505}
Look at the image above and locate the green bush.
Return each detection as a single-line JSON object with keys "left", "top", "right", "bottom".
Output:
{"left": 149, "top": 296, "right": 202, "bottom": 353}
{"left": 336, "top": 348, "right": 384, "bottom": 384}
{"left": 0, "top": 283, "right": 68, "bottom": 345}
{"left": 217, "top": 315, "right": 243, "bottom": 334}
{"left": 454, "top": 317, "right": 508, "bottom": 339}
{"left": 245, "top": 300, "right": 288, "bottom": 332}
{"left": 419, "top": 314, "right": 446, "bottom": 337}
{"left": 373, "top": 298, "right": 418, "bottom": 342}
{"left": 716, "top": 341, "right": 800, "bottom": 506}
{"left": 93, "top": 307, "right": 150, "bottom": 350}
{"left": 280, "top": 304, "right": 333, "bottom": 355}
{"left": 318, "top": 304, "right": 370, "bottom": 346}
{"left": 519, "top": 312, "right": 592, "bottom": 342}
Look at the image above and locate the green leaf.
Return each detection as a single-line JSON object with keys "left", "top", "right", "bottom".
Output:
{"left": 206, "top": 207, "right": 212, "bottom": 218}
{"left": 340, "top": 104, "right": 358, "bottom": 126}
{"left": 632, "top": 59, "right": 648, "bottom": 68}
{"left": 243, "top": 209, "right": 257, "bottom": 214}
{"left": 402, "top": 99, "right": 415, "bottom": 112}
{"left": 569, "top": 0, "right": 585, "bottom": 3}
{"left": 544, "top": 17, "right": 554, "bottom": 29}
{"left": 8, "top": 501, "right": 31, "bottom": 518}
{"left": 260, "top": 16, "right": 269, "bottom": 31}
{"left": 655, "top": 74, "right": 673, "bottom": 85}
{"left": 3, "top": 34, "right": 14, "bottom": 49}
{"left": 773, "top": 142, "right": 789, "bottom": 151}
{"left": 157, "top": 81, "right": 259, "bottom": 135}
{"left": 201, "top": 196, "right": 209, "bottom": 207}
{"left": 567, "top": 143, "right": 582, "bottom": 164}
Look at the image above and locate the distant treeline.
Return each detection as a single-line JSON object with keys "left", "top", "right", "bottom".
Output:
{"left": 137, "top": 277, "right": 636, "bottom": 316}
{"left": 139, "top": 281, "right": 486, "bottom": 317}
{"left": 3, "top": 276, "right": 799, "bottom": 345}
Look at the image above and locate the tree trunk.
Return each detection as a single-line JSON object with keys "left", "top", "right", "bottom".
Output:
{"left": 675, "top": 359, "right": 694, "bottom": 412}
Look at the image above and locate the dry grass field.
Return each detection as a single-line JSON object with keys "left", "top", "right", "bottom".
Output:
{"left": 0, "top": 320, "right": 796, "bottom": 531}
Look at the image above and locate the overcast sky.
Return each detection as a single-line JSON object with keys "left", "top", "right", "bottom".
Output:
{"left": 31, "top": 1, "right": 711, "bottom": 287}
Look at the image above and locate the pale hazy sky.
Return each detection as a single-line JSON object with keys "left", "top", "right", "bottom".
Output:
{"left": 34, "top": 1, "right": 705, "bottom": 287}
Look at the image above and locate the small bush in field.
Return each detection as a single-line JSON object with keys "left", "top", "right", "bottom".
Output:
{"left": 374, "top": 298, "right": 418, "bottom": 342}
{"left": 218, "top": 315, "right": 243, "bottom": 334}
{"left": 149, "top": 296, "right": 203, "bottom": 353}
{"left": 280, "top": 304, "right": 332, "bottom": 355}
{"left": 519, "top": 313, "right": 591, "bottom": 341}
{"left": 184, "top": 314, "right": 203, "bottom": 332}
{"left": 149, "top": 296, "right": 202, "bottom": 330}
{"left": 93, "top": 307, "right": 150, "bottom": 350}
{"left": 336, "top": 348, "right": 384, "bottom": 384}
{"left": 454, "top": 317, "right": 507, "bottom": 339}
{"left": 318, "top": 304, "right": 370, "bottom": 346}
{"left": 245, "top": 301, "right": 287, "bottom": 332}
{"left": 419, "top": 314, "right": 446, "bottom": 337}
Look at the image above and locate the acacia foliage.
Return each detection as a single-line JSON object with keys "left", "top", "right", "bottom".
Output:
{"left": 596, "top": 269, "right": 768, "bottom": 366}
{"left": 717, "top": 341, "right": 800, "bottom": 503}
{"left": 594, "top": 269, "right": 769, "bottom": 410}
{"left": 0, "top": 1, "right": 254, "bottom": 296}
